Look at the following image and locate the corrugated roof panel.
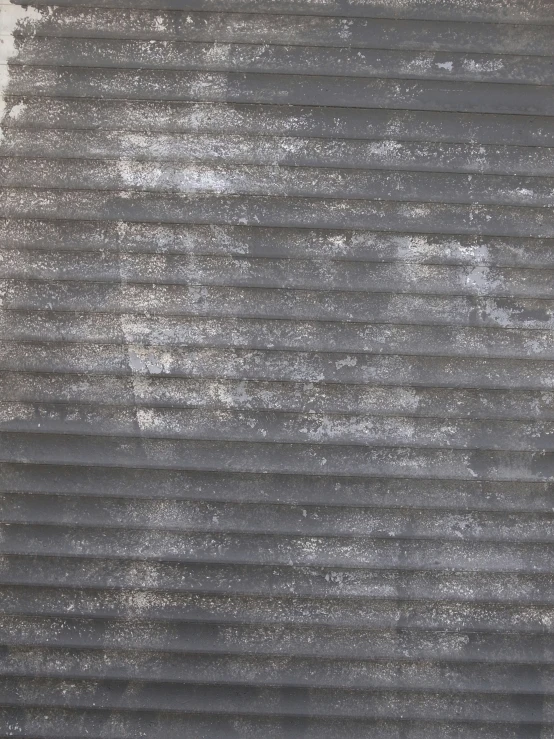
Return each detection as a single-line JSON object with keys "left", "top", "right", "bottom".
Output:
{"left": 0, "top": 0, "right": 553, "bottom": 736}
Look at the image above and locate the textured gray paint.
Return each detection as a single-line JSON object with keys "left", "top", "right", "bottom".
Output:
{"left": 0, "top": 0, "right": 553, "bottom": 737}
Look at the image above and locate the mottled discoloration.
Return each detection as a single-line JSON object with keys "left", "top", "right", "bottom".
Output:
{"left": 2, "top": 0, "right": 554, "bottom": 735}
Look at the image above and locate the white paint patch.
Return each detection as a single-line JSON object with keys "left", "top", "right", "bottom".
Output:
{"left": 335, "top": 355, "right": 357, "bottom": 369}
{"left": 127, "top": 346, "right": 173, "bottom": 376}
{"left": 464, "top": 266, "right": 502, "bottom": 293}
{"left": 6, "top": 98, "right": 24, "bottom": 118}
{"left": 436, "top": 61, "right": 453, "bottom": 71}
{"left": 0, "top": 4, "right": 42, "bottom": 139}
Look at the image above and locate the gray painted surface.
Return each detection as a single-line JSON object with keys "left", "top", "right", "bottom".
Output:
{"left": 0, "top": 0, "right": 553, "bottom": 736}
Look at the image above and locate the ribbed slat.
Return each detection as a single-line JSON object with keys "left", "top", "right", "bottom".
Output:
{"left": 2, "top": 494, "right": 553, "bottom": 540}
{"left": 6, "top": 68, "right": 554, "bottom": 114}
{"left": 4, "top": 280, "right": 554, "bottom": 328}
{"left": 4, "top": 646, "right": 554, "bottom": 693}
{"left": 4, "top": 588, "right": 554, "bottom": 635}
{"left": 3, "top": 254, "right": 554, "bottom": 297}
{"left": 4, "top": 100, "right": 554, "bottom": 146}
{"left": 0, "top": 709, "right": 550, "bottom": 739}
{"left": 1, "top": 313, "right": 552, "bottom": 358}
{"left": 3, "top": 520, "right": 553, "bottom": 569}
{"left": 5, "top": 9, "right": 554, "bottom": 56}
{"left": 5, "top": 132, "right": 554, "bottom": 176}
{"left": 2, "top": 192, "right": 551, "bottom": 236}
{"left": 2, "top": 222, "right": 554, "bottom": 266}
{"left": 4, "top": 560, "right": 554, "bottom": 605}
{"left": 2, "top": 614, "right": 554, "bottom": 657}
{"left": 2, "top": 345, "right": 553, "bottom": 389}
{"left": 3, "top": 160, "right": 554, "bottom": 206}
{"left": 2, "top": 434, "right": 554, "bottom": 481}
{"left": 4, "top": 373, "right": 554, "bottom": 419}
{"left": 7, "top": 0, "right": 553, "bottom": 24}
{"left": 3, "top": 557, "right": 554, "bottom": 599}
{"left": 8, "top": 39, "right": 554, "bottom": 85}
{"left": 2, "top": 462, "right": 554, "bottom": 510}
{"left": 3, "top": 405, "right": 554, "bottom": 451}
{"left": 2, "top": 678, "right": 554, "bottom": 722}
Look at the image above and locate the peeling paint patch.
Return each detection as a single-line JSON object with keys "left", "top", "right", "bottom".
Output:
{"left": 0, "top": 3, "right": 42, "bottom": 139}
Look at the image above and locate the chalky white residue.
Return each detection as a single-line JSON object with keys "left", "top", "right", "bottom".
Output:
{"left": 368, "top": 140, "right": 403, "bottom": 161}
{"left": 338, "top": 19, "right": 353, "bottom": 40}
{"left": 463, "top": 58, "right": 504, "bottom": 74}
{"left": 0, "top": 4, "right": 42, "bottom": 140}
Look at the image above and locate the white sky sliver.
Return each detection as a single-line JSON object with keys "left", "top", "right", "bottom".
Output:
{"left": 0, "top": 3, "right": 42, "bottom": 138}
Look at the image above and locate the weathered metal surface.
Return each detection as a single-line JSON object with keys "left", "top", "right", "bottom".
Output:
{"left": 0, "top": 0, "right": 553, "bottom": 736}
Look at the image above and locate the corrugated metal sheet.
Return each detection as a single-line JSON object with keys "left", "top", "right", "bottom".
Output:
{"left": 0, "top": 0, "right": 553, "bottom": 735}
